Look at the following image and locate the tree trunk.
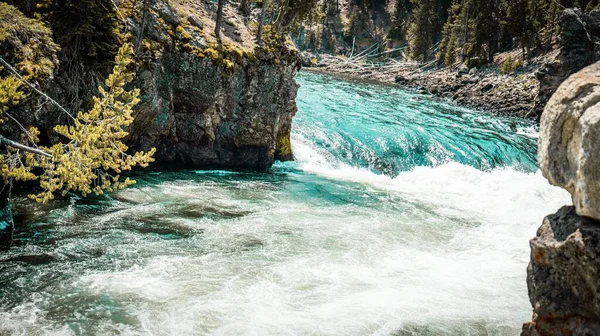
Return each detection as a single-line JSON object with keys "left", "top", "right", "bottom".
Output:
{"left": 461, "top": 4, "right": 469, "bottom": 61}
{"left": 135, "top": 0, "right": 149, "bottom": 53}
{"left": 215, "top": 0, "right": 225, "bottom": 40}
{"left": 0, "top": 135, "right": 52, "bottom": 157}
{"left": 238, "top": 0, "right": 250, "bottom": 16}
{"left": 24, "top": 0, "right": 32, "bottom": 15}
{"left": 298, "top": 24, "right": 304, "bottom": 48}
{"left": 275, "top": 0, "right": 290, "bottom": 32}
{"left": 256, "top": 0, "right": 267, "bottom": 44}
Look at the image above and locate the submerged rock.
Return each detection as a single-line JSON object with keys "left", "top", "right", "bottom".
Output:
{"left": 538, "top": 61, "right": 600, "bottom": 220}
{"left": 522, "top": 206, "right": 600, "bottom": 336}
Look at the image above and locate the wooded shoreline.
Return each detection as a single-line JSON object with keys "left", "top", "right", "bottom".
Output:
{"left": 302, "top": 55, "right": 540, "bottom": 119}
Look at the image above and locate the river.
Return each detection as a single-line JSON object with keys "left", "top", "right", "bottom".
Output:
{"left": 0, "top": 72, "right": 569, "bottom": 335}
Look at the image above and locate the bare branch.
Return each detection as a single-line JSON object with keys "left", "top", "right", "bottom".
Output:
{"left": 0, "top": 56, "right": 75, "bottom": 120}
{"left": 4, "top": 112, "right": 40, "bottom": 149}
{"left": 0, "top": 135, "right": 51, "bottom": 157}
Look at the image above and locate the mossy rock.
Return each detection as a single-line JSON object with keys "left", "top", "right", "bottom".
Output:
{"left": 275, "top": 134, "right": 293, "bottom": 161}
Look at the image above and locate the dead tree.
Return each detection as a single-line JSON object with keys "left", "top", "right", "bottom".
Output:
{"left": 239, "top": 0, "right": 250, "bottom": 16}
{"left": 256, "top": 0, "right": 267, "bottom": 44}
{"left": 215, "top": 0, "right": 225, "bottom": 40}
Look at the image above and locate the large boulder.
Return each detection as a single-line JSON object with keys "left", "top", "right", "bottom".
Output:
{"left": 522, "top": 207, "right": 600, "bottom": 336}
{"left": 525, "top": 60, "right": 600, "bottom": 336}
{"left": 538, "top": 61, "right": 600, "bottom": 220}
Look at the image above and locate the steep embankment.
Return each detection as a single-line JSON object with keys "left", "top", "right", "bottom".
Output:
{"left": 5, "top": 0, "right": 301, "bottom": 170}
{"left": 303, "top": 8, "right": 600, "bottom": 119}
{"left": 124, "top": 0, "right": 300, "bottom": 169}
{"left": 522, "top": 62, "right": 600, "bottom": 335}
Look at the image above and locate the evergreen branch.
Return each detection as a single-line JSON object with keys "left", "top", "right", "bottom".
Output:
{"left": 0, "top": 56, "right": 75, "bottom": 121}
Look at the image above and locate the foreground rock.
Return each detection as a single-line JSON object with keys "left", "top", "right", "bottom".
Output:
{"left": 523, "top": 61, "right": 600, "bottom": 335}
{"left": 538, "top": 62, "right": 600, "bottom": 220}
{"left": 522, "top": 207, "right": 600, "bottom": 336}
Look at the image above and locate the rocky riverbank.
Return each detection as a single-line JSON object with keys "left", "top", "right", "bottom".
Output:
{"left": 522, "top": 61, "right": 600, "bottom": 336}
{"left": 302, "top": 8, "right": 600, "bottom": 120}
{"left": 304, "top": 57, "right": 540, "bottom": 118}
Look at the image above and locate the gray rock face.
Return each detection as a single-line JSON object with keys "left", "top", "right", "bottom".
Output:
{"left": 122, "top": 0, "right": 301, "bottom": 170}
{"left": 521, "top": 206, "right": 600, "bottom": 336}
{"left": 17, "top": 0, "right": 301, "bottom": 171}
{"left": 535, "top": 9, "right": 599, "bottom": 117}
{"left": 127, "top": 49, "right": 299, "bottom": 170}
{"left": 538, "top": 61, "right": 600, "bottom": 220}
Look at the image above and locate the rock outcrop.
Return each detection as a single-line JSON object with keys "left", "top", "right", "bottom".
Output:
{"left": 126, "top": 0, "right": 300, "bottom": 169}
{"left": 535, "top": 9, "right": 600, "bottom": 117}
{"left": 8, "top": 0, "right": 301, "bottom": 171}
{"left": 523, "top": 61, "right": 600, "bottom": 335}
{"left": 128, "top": 48, "right": 299, "bottom": 170}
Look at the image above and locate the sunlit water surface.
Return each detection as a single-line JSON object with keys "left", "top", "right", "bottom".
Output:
{"left": 0, "top": 72, "right": 569, "bottom": 335}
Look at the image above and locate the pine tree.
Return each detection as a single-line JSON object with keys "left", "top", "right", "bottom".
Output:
{"left": 504, "top": 0, "right": 530, "bottom": 59}
{"left": 467, "top": 0, "right": 501, "bottom": 63}
{"left": 0, "top": 3, "right": 154, "bottom": 202}
{"left": 408, "top": 0, "right": 436, "bottom": 62}
{"left": 388, "top": 0, "right": 409, "bottom": 44}
{"left": 0, "top": 44, "right": 156, "bottom": 203}
{"left": 437, "top": 0, "right": 463, "bottom": 65}
{"left": 49, "top": 0, "right": 120, "bottom": 69}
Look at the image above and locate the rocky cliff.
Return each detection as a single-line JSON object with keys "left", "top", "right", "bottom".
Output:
{"left": 124, "top": 0, "right": 301, "bottom": 169}
{"left": 522, "top": 62, "right": 600, "bottom": 336}
{"left": 535, "top": 9, "right": 600, "bottom": 117}
{"left": 6, "top": 0, "right": 301, "bottom": 171}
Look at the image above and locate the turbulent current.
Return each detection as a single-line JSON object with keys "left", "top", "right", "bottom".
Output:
{"left": 0, "top": 72, "right": 569, "bottom": 335}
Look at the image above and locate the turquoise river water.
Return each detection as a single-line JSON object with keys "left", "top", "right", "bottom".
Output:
{"left": 0, "top": 72, "right": 569, "bottom": 335}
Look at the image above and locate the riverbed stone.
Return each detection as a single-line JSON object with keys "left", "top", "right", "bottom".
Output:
{"left": 521, "top": 206, "right": 600, "bottom": 336}
{"left": 538, "top": 61, "right": 600, "bottom": 220}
